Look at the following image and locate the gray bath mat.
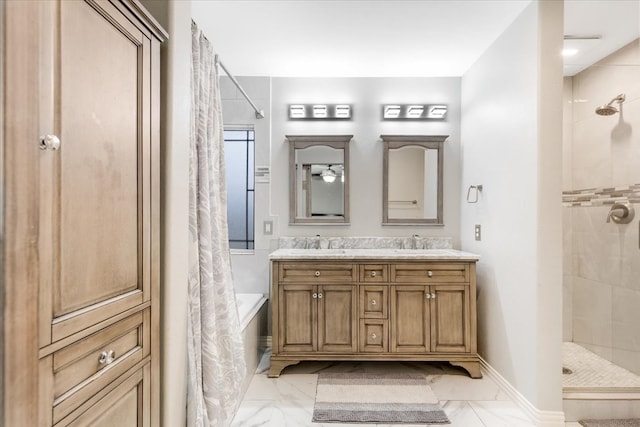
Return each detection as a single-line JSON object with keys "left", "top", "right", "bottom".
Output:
{"left": 580, "top": 420, "right": 640, "bottom": 427}
{"left": 312, "top": 371, "right": 450, "bottom": 424}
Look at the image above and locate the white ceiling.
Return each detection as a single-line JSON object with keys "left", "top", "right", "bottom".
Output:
{"left": 192, "top": 0, "right": 640, "bottom": 78}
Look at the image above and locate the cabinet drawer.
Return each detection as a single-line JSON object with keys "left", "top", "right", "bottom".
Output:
{"left": 359, "top": 264, "right": 388, "bottom": 282}
{"left": 359, "top": 286, "right": 388, "bottom": 319}
{"left": 359, "top": 319, "right": 388, "bottom": 353}
{"left": 49, "top": 310, "right": 148, "bottom": 424}
{"left": 391, "top": 263, "right": 468, "bottom": 283}
{"left": 279, "top": 263, "right": 356, "bottom": 283}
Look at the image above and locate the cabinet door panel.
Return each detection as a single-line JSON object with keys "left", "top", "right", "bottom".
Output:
{"left": 318, "top": 285, "right": 357, "bottom": 352}
{"left": 59, "top": 364, "right": 149, "bottom": 427}
{"left": 279, "top": 284, "right": 316, "bottom": 352}
{"left": 39, "top": 0, "right": 151, "bottom": 346}
{"left": 431, "top": 285, "right": 470, "bottom": 353}
{"left": 390, "top": 286, "right": 429, "bottom": 352}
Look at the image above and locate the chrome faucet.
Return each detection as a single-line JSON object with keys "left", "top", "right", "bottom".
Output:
{"left": 412, "top": 234, "right": 420, "bottom": 250}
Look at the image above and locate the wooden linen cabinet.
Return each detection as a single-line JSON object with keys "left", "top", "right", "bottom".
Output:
{"left": 2, "top": 0, "right": 166, "bottom": 425}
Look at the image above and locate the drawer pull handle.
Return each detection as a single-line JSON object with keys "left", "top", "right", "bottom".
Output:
{"left": 427, "top": 271, "right": 433, "bottom": 278}
{"left": 99, "top": 350, "right": 116, "bottom": 365}
{"left": 426, "top": 293, "right": 431, "bottom": 299}
{"left": 371, "top": 299, "right": 377, "bottom": 306}
{"left": 431, "top": 293, "right": 436, "bottom": 299}
{"left": 318, "top": 293, "right": 323, "bottom": 299}
{"left": 371, "top": 333, "right": 377, "bottom": 339}
{"left": 312, "top": 293, "right": 318, "bottom": 299}
{"left": 371, "top": 271, "right": 377, "bottom": 277}
{"left": 315, "top": 271, "right": 320, "bottom": 277}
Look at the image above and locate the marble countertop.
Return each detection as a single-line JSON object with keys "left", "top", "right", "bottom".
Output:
{"left": 268, "top": 248, "right": 480, "bottom": 261}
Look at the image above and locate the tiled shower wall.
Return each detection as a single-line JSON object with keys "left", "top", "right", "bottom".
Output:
{"left": 562, "top": 39, "right": 640, "bottom": 375}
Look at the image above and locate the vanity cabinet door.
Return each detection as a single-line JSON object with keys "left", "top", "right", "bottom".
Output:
{"left": 390, "top": 286, "right": 430, "bottom": 353}
{"left": 430, "top": 285, "right": 470, "bottom": 353}
{"left": 277, "top": 284, "right": 357, "bottom": 353}
{"left": 278, "top": 284, "right": 317, "bottom": 353}
{"left": 317, "top": 285, "right": 357, "bottom": 353}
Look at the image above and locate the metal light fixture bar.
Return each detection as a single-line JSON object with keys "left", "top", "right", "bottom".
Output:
{"left": 289, "top": 104, "right": 352, "bottom": 120}
{"left": 382, "top": 104, "right": 448, "bottom": 120}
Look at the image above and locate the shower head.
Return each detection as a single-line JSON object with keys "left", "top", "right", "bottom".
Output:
{"left": 595, "top": 93, "right": 626, "bottom": 116}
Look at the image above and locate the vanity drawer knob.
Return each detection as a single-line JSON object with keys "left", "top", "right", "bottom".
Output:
{"left": 371, "top": 299, "right": 377, "bottom": 306}
{"left": 312, "top": 293, "right": 318, "bottom": 299}
{"left": 431, "top": 293, "right": 436, "bottom": 299}
{"left": 427, "top": 271, "right": 433, "bottom": 278}
{"left": 371, "top": 333, "right": 377, "bottom": 339}
{"left": 426, "top": 293, "right": 431, "bottom": 299}
{"left": 315, "top": 271, "right": 320, "bottom": 277}
{"left": 99, "top": 350, "right": 116, "bottom": 365}
{"left": 371, "top": 271, "right": 377, "bottom": 277}
{"left": 318, "top": 293, "right": 323, "bottom": 299}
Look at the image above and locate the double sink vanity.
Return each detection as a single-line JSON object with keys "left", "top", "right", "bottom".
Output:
{"left": 272, "top": 135, "right": 481, "bottom": 378}
{"left": 268, "top": 240, "right": 481, "bottom": 379}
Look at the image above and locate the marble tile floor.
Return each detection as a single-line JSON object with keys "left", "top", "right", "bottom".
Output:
{"left": 232, "top": 350, "right": 576, "bottom": 427}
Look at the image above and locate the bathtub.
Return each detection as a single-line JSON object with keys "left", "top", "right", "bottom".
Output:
{"left": 236, "top": 293, "right": 268, "bottom": 397}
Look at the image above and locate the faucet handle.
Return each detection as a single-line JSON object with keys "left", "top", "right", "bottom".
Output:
{"left": 607, "top": 202, "right": 634, "bottom": 224}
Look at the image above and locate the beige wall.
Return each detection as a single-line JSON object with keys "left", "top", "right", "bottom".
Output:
{"left": 563, "top": 39, "right": 640, "bottom": 375}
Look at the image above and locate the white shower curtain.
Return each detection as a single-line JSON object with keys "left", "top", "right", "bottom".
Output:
{"left": 187, "top": 21, "right": 246, "bottom": 427}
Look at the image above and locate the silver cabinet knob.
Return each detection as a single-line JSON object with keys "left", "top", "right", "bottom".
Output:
{"left": 371, "top": 299, "right": 377, "bottom": 306}
{"left": 312, "top": 293, "right": 318, "bottom": 299}
{"left": 98, "top": 350, "right": 116, "bottom": 365}
{"left": 371, "top": 271, "right": 377, "bottom": 277}
{"left": 426, "top": 293, "right": 431, "bottom": 299}
{"left": 371, "top": 333, "right": 377, "bottom": 339}
{"left": 431, "top": 293, "right": 436, "bottom": 299}
{"left": 427, "top": 271, "right": 433, "bottom": 278}
{"left": 318, "top": 293, "right": 323, "bottom": 299}
{"left": 315, "top": 271, "right": 320, "bottom": 277}
{"left": 40, "top": 134, "right": 61, "bottom": 150}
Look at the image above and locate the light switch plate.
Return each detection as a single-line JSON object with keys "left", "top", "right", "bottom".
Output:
{"left": 263, "top": 220, "right": 273, "bottom": 235}
{"left": 474, "top": 224, "right": 481, "bottom": 241}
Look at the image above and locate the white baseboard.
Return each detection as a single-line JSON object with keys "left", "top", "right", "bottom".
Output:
{"left": 479, "top": 357, "right": 565, "bottom": 427}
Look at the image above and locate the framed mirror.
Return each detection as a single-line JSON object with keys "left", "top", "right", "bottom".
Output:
{"left": 381, "top": 135, "right": 448, "bottom": 225}
{"left": 287, "top": 135, "right": 352, "bottom": 224}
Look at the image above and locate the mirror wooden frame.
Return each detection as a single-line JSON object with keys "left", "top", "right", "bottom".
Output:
{"left": 287, "top": 135, "right": 352, "bottom": 225}
{"left": 381, "top": 135, "right": 448, "bottom": 225}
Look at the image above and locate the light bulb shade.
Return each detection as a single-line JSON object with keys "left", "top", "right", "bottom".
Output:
{"left": 321, "top": 168, "right": 337, "bottom": 183}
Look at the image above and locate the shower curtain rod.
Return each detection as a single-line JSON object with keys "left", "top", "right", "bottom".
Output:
{"left": 216, "top": 58, "right": 265, "bottom": 119}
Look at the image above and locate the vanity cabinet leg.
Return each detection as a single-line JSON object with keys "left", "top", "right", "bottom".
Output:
{"left": 268, "top": 359, "right": 301, "bottom": 378}
{"left": 450, "top": 361, "right": 483, "bottom": 379}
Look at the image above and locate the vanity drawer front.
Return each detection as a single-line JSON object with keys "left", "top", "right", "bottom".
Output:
{"left": 279, "top": 263, "right": 356, "bottom": 283}
{"left": 359, "top": 319, "right": 388, "bottom": 352}
{"left": 391, "top": 263, "right": 469, "bottom": 283}
{"left": 359, "top": 285, "right": 388, "bottom": 319}
{"left": 359, "top": 264, "right": 388, "bottom": 283}
{"left": 50, "top": 310, "right": 148, "bottom": 423}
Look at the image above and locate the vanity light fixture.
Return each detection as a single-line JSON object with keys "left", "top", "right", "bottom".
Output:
{"left": 382, "top": 104, "right": 448, "bottom": 120}
{"left": 321, "top": 166, "right": 337, "bottom": 183}
{"left": 288, "top": 104, "right": 352, "bottom": 120}
{"left": 384, "top": 105, "right": 401, "bottom": 119}
{"left": 313, "top": 105, "right": 328, "bottom": 118}
{"left": 289, "top": 104, "right": 306, "bottom": 118}
{"left": 407, "top": 105, "right": 424, "bottom": 118}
